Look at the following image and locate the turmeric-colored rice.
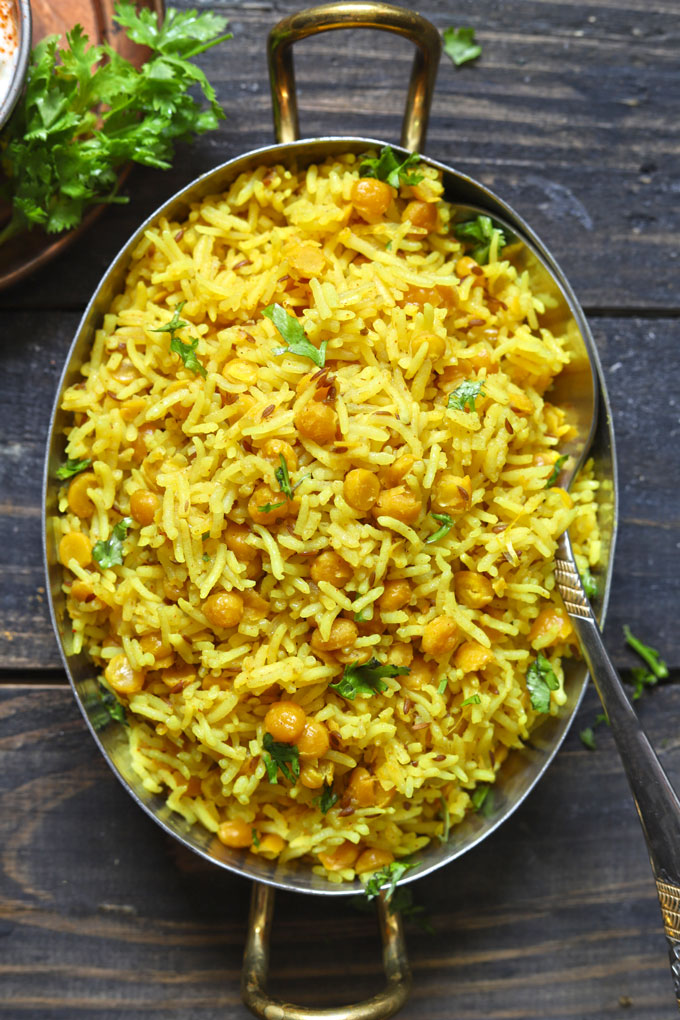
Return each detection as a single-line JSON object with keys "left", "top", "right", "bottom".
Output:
{"left": 57, "top": 152, "right": 600, "bottom": 882}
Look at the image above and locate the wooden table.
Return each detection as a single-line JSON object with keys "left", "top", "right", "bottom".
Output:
{"left": 2, "top": 1, "right": 679, "bottom": 1016}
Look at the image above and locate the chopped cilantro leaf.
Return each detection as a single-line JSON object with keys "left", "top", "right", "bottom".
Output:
{"left": 580, "top": 565, "right": 598, "bottom": 600}
{"left": 437, "top": 676, "right": 448, "bottom": 695}
{"left": 447, "top": 379, "right": 485, "bottom": 412}
{"left": 92, "top": 681, "right": 128, "bottom": 731}
{"left": 545, "top": 454, "right": 568, "bottom": 488}
{"left": 426, "top": 512, "right": 455, "bottom": 544}
{"left": 170, "top": 335, "right": 207, "bottom": 378}
{"left": 624, "top": 625, "right": 669, "bottom": 680}
{"left": 632, "top": 666, "right": 658, "bottom": 701}
{"left": 330, "top": 657, "right": 409, "bottom": 700}
{"left": 471, "top": 783, "right": 494, "bottom": 816}
{"left": 580, "top": 727, "right": 596, "bottom": 750}
{"left": 461, "top": 694, "right": 481, "bottom": 706}
{"left": 454, "top": 215, "right": 505, "bottom": 265}
{"left": 363, "top": 859, "right": 415, "bottom": 901}
{"left": 359, "top": 146, "right": 424, "bottom": 189}
{"left": 92, "top": 517, "right": 133, "bottom": 570}
{"left": 263, "top": 303, "right": 327, "bottom": 368}
{"left": 314, "top": 782, "right": 339, "bottom": 814}
{"left": 152, "top": 301, "right": 188, "bottom": 336}
{"left": 56, "top": 457, "right": 92, "bottom": 480}
{"left": 251, "top": 828, "right": 260, "bottom": 848}
{"left": 351, "top": 884, "right": 432, "bottom": 933}
{"left": 275, "top": 453, "right": 293, "bottom": 498}
{"left": 262, "top": 732, "right": 300, "bottom": 784}
{"left": 258, "top": 501, "right": 285, "bottom": 513}
{"left": 354, "top": 608, "right": 371, "bottom": 623}
{"left": 526, "top": 653, "right": 559, "bottom": 713}
{"left": 443, "top": 26, "right": 482, "bottom": 67}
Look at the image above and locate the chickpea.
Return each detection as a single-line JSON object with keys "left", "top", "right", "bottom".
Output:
{"left": 129, "top": 489, "right": 160, "bottom": 527}
{"left": 217, "top": 819, "right": 253, "bottom": 849}
{"left": 139, "top": 632, "right": 173, "bottom": 665}
{"left": 372, "top": 486, "right": 422, "bottom": 525}
{"left": 111, "top": 358, "right": 137, "bottom": 382}
{"left": 355, "top": 848, "right": 395, "bottom": 875}
{"left": 241, "top": 590, "right": 270, "bottom": 623}
{"left": 265, "top": 700, "right": 307, "bottom": 743}
{"left": 261, "top": 438, "right": 297, "bottom": 472}
{"left": 257, "top": 833, "right": 285, "bottom": 858}
{"left": 414, "top": 332, "right": 446, "bottom": 360}
{"left": 295, "top": 402, "right": 337, "bottom": 445}
{"left": 310, "top": 550, "right": 353, "bottom": 588}
{"left": 132, "top": 423, "right": 157, "bottom": 465}
{"left": 529, "top": 607, "right": 573, "bottom": 648}
{"left": 352, "top": 178, "right": 393, "bottom": 221}
{"left": 297, "top": 719, "right": 330, "bottom": 758}
{"left": 160, "top": 660, "right": 198, "bottom": 688}
{"left": 454, "top": 641, "right": 495, "bottom": 673}
{"left": 225, "top": 522, "right": 258, "bottom": 562}
{"left": 344, "top": 469, "right": 380, "bottom": 512}
{"left": 223, "top": 359, "right": 258, "bottom": 385}
{"left": 286, "top": 240, "right": 326, "bottom": 278}
{"left": 468, "top": 346, "right": 499, "bottom": 374}
{"left": 346, "top": 766, "right": 378, "bottom": 806}
{"left": 67, "top": 471, "right": 97, "bottom": 518}
{"left": 404, "top": 656, "right": 433, "bottom": 690}
{"left": 318, "top": 841, "right": 360, "bottom": 872}
{"left": 248, "top": 485, "right": 292, "bottom": 526}
{"left": 508, "top": 390, "right": 534, "bottom": 415}
{"left": 422, "top": 615, "right": 459, "bottom": 657}
{"left": 70, "top": 579, "right": 94, "bottom": 602}
{"left": 454, "top": 572, "right": 494, "bottom": 609}
{"left": 402, "top": 284, "right": 439, "bottom": 307}
{"left": 163, "top": 578, "right": 185, "bottom": 602}
{"left": 455, "top": 255, "right": 479, "bottom": 278}
{"left": 311, "top": 618, "right": 358, "bottom": 653}
{"left": 59, "top": 531, "right": 92, "bottom": 568}
{"left": 379, "top": 453, "right": 415, "bottom": 488}
{"left": 244, "top": 553, "right": 264, "bottom": 581}
{"left": 300, "top": 763, "right": 326, "bottom": 789}
{"left": 432, "top": 474, "right": 472, "bottom": 515}
{"left": 402, "top": 200, "right": 438, "bottom": 232}
{"left": 386, "top": 643, "right": 413, "bottom": 668}
{"left": 104, "top": 653, "right": 145, "bottom": 696}
{"left": 379, "top": 579, "right": 411, "bottom": 612}
{"left": 119, "top": 397, "right": 146, "bottom": 423}
{"left": 203, "top": 591, "right": 244, "bottom": 629}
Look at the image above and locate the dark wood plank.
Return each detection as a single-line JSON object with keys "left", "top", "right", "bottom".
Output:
{"left": 0, "top": 683, "right": 677, "bottom": 1018}
{"left": 1, "top": 313, "right": 678, "bottom": 672}
{"left": 0, "top": 0, "right": 678, "bottom": 311}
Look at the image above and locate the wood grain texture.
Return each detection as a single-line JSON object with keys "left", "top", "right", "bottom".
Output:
{"left": 0, "top": 0, "right": 678, "bottom": 311}
{"left": 1, "top": 313, "right": 678, "bottom": 672}
{"left": 0, "top": 683, "right": 678, "bottom": 1018}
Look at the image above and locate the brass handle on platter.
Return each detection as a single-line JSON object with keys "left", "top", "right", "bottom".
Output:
{"left": 656, "top": 880, "right": 680, "bottom": 1008}
{"left": 242, "top": 883, "right": 411, "bottom": 1020}
{"left": 267, "top": 2, "right": 442, "bottom": 151}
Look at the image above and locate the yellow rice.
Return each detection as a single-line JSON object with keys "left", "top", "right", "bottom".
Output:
{"left": 57, "top": 152, "right": 601, "bottom": 882}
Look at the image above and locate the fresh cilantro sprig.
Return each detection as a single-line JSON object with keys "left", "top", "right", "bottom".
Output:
{"left": 461, "top": 694, "right": 481, "bottom": 706}
{"left": 56, "top": 457, "right": 91, "bottom": 480}
{"left": 351, "top": 883, "right": 432, "bottom": 933}
{"left": 263, "top": 303, "right": 327, "bottom": 368}
{"left": 262, "top": 732, "right": 300, "bottom": 784}
{"left": 443, "top": 26, "right": 482, "bottom": 67}
{"left": 579, "top": 712, "right": 608, "bottom": 750}
{"left": 545, "top": 454, "right": 568, "bottom": 488}
{"left": 363, "top": 859, "right": 415, "bottom": 902}
{"left": 330, "top": 658, "right": 409, "bottom": 700}
{"left": 526, "top": 653, "right": 559, "bottom": 713}
{"left": 447, "top": 379, "right": 485, "bottom": 412}
{"left": 426, "top": 512, "right": 455, "bottom": 543}
{"left": 0, "top": 2, "right": 230, "bottom": 245}
{"left": 92, "top": 517, "right": 133, "bottom": 570}
{"left": 454, "top": 215, "right": 506, "bottom": 265}
{"left": 624, "top": 625, "right": 669, "bottom": 681}
{"left": 359, "top": 146, "right": 424, "bottom": 189}
{"left": 314, "top": 782, "right": 339, "bottom": 814}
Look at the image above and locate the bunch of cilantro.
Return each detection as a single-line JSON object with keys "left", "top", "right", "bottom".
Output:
{"left": 0, "top": 2, "right": 231, "bottom": 245}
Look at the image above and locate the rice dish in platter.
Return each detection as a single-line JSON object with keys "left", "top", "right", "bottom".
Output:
{"left": 56, "top": 151, "right": 600, "bottom": 882}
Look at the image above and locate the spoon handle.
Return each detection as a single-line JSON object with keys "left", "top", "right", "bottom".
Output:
{"left": 555, "top": 532, "right": 680, "bottom": 1006}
